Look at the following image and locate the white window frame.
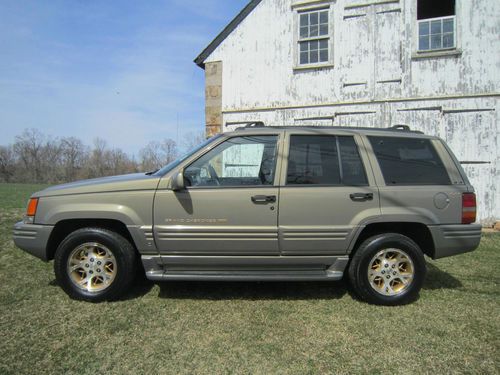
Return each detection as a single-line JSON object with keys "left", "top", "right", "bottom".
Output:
{"left": 293, "top": 2, "right": 334, "bottom": 70}
{"left": 417, "top": 15, "right": 456, "bottom": 52}
{"left": 413, "top": 0, "right": 462, "bottom": 59}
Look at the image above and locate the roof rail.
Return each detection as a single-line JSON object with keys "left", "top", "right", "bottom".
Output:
{"left": 390, "top": 124, "right": 411, "bottom": 131}
{"left": 229, "top": 121, "right": 266, "bottom": 130}
{"left": 232, "top": 124, "right": 425, "bottom": 134}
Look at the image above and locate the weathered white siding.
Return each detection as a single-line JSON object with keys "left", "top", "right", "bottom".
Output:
{"left": 202, "top": 0, "right": 500, "bottom": 224}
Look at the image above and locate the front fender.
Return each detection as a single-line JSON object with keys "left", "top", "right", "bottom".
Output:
{"left": 35, "top": 191, "right": 155, "bottom": 227}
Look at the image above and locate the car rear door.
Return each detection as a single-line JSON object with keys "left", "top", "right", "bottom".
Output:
{"left": 278, "top": 130, "right": 381, "bottom": 255}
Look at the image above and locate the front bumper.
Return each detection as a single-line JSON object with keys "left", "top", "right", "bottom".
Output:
{"left": 12, "top": 222, "right": 54, "bottom": 262}
{"left": 429, "top": 224, "right": 482, "bottom": 259}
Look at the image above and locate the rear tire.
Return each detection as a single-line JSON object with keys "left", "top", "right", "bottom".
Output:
{"left": 348, "top": 233, "right": 426, "bottom": 306}
{"left": 54, "top": 227, "right": 137, "bottom": 302}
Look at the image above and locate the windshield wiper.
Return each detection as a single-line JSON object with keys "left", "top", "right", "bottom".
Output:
{"left": 145, "top": 169, "right": 159, "bottom": 176}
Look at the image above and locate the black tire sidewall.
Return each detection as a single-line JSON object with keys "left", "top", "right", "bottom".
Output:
{"left": 54, "top": 228, "right": 136, "bottom": 302}
{"left": 351, "top": 234, "right": 426, "bottom": 306}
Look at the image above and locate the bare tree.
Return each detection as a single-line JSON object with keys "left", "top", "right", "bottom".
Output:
{"left": 139, "top": 138, "right": 178, "bottom": 171}
{"left": 87, "top": 138, "right": 109, "bottom": 178}
{"left": 13, "top": 128, "right": 46, "bottom": 183}
{"left": 182, "top": 131, "right": 206, "bottom": 151}
{"left": 2, "top": 129, "right": 185, "bottom": 183}
{"left": 61, "top": 137, "right": 89, "bottom": 181}
{"left": 0, "top": 145, "right": 16, "bottom": 182}
{"left": 42, "top": 138, "right": 63, "bottom": 182}
{"left": 108, "top": 148, "right": 137, "bottom": 176}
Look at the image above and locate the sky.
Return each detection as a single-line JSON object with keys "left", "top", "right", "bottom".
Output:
{"left": 0, "top": 0, "right": 248, "bottom": 154}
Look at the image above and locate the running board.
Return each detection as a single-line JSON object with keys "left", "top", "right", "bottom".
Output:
{"left": 142, "top": 255, "right": 348, "bottom": 282}
{"left": 146, "top": 270, "right": 343, "bottom": 282}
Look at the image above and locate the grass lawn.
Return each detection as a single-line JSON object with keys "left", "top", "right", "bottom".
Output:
{"left": 0, "top": 183, "right": 499, "bottom": 374}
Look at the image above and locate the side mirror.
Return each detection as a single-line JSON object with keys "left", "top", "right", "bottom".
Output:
{"left": 171, "top": 170, "right": 185, "bottom": 191}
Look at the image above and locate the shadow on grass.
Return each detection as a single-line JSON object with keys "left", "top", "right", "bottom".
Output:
{"left": 48, "top": 274, "right": 156, "bottom": 301}
{"left": 154, "top": 263, "right": 462, "bottom": 301}
{"left": 156, "top": 279, "right": 348, "bottom": 301}
{"left": 48, "top": 262, "right": 462, "bottom": 302}
{"left": 422, "top": 263, "right": 462, "bottom": 290}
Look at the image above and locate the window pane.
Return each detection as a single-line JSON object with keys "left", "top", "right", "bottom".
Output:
{"left": 443, "top": 32, "right": 454, "bottom": 48}
{"left": 300, "top": 26, "right": 309, "bottom": 38}
{"left": 419, "top": 21, "right": 430, "bottom": 36}
{"left": 310, "top": 40, "right": 319, "bottom": 51}
{"left": 431, "top": 34, "right": 442, "bottom": 49}
{"left": 310, "top": 12, "right": 318, "bottom": 25}
{"left": 300, "top": 51, "right": 309, "bottom": 64}
{"left": 310, "top": 25, "right": 319, "bottom": 37}
{"left": 300, "top": 42, "right": 308, "bottom": 53}
{"left": 368, "top": 136, "right": 451, "bottom": 185}
{"left": 431, "top": 20, "right": 442, "bottom": 34}
{"left": 319, "top": 24, "right": 328, "bottom": 35}
{"left": 443, "top": 18, "right": 454, "bottom": 33}
{"left": 320, "top": 11, "right": 328, "bottom": 24}
{"left": 300, "top": 14, "right": 308, "bottom": 27}
{"left": 310, "top": 50, "right": 319, "bottom": 63}
{"left": 419, "top": 36, "right": 430, "bottom": 50}
{"left": 319, "top": 49, "right": 328, "bottom": 62}
{"left": 319, "top": 39, "right": 328, "bottom": 49}
{"left": 287, "top": 136, "right": 340, "bottom": 185}
{"left": 185, "top": 136, "right": 278, "bottom": 187}
{"left": 338, "top": 137, "right": 368, "bottom": 185}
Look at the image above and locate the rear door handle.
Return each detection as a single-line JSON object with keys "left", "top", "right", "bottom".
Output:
{"left": 350, "top": 193, "right": 374, "bottom": 202}
{"left": 251, "top": 195, "right": 276, "bottom": 204}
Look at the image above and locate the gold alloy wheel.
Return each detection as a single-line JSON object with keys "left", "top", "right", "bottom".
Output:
{"left": 368, "top": 248, "right": 414, "bottom": 296}
{"left": 67, "top": 242, "right": 117, "bottom": 293}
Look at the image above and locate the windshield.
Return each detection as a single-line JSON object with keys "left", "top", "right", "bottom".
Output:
{"left": 153, "top": 134, "right": 222, "bottom": 176}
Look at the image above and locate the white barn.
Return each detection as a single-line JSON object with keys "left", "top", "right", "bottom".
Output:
{"left": 195, "top": 0, "right": 499, "bottom": 225}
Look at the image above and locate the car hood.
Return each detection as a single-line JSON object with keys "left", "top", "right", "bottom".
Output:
{"left": 33, "top": 173, "right": 161, "bottom": 198}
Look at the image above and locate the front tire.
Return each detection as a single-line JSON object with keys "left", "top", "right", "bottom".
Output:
{"left": 54, "top": 228, "right": 137, "bottom": 302}
{"left": 348, "top": 233, "right": 426, "bottom": 306}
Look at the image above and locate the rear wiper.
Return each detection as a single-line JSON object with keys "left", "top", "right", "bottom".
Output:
{"left": 145, "top": 169, "right": 159, "bottom": 176}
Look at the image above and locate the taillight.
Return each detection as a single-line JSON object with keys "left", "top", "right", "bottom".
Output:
{"left": 462, "top": 193, "right": 476, "bottom": 224}
{"left": 26, "top": 198, "right": 39, "bottom": 221}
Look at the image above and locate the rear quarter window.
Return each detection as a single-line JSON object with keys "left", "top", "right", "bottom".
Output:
{"left": 368, "top": 136, "right": 451, "bottom": 185}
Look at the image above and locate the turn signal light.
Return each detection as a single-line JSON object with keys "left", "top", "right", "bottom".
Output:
{"left": 26, "top": 198, "right": 39, "bottom": 217}
{"left": 462, "top": 193, "right": 476, "bottom": 224}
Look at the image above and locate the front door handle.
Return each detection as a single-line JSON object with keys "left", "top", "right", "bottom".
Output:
{"left": 350, "top": 193, "right": 374, "bottom": 202}
{"left": 251, "top": 195, "right": 276, "bottom": 204}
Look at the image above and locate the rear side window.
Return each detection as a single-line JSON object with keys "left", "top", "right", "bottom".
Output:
{"left": 287, "top": 135, "right": 367, "bottom": 186}
{"left": 368, "top": 136, "right": 451, "bottom": 185}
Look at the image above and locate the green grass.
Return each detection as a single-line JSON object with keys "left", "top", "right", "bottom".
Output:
{"left": 0, "top": 183, "right": 499, "bottom": 374}
{"left": 0, "top": 183, "right": 49, "bottom": 209}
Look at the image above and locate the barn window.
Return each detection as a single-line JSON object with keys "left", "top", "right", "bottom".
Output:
{"left": 298, "top": 8, "right": 330, "bottom": 65}
{"left": 417, "top": 0, "right": 456, "bottom": 51}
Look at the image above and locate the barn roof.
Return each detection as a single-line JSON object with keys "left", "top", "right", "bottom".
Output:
{"left": 194, "top": 0, "right": 263, "bottom": 68}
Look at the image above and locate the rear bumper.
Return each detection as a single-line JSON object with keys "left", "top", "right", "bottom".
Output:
{"left": 429, "top": 224, "right": 482, "bottom": 259}
{"left": 12, "top": 222, "right": 54, "bottom": 262}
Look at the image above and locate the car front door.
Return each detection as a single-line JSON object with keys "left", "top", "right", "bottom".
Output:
{"left": 153, "top": 134, "right": 281, "bottom": 256}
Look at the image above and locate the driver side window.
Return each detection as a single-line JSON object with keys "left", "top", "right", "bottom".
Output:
{"left": 184, "top": 135, "right": 278, "bottom": 187}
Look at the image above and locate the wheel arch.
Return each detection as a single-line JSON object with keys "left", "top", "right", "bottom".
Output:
{"left": 350, "top": 222, "right": 436, "bottom": 259}
{"left": 46, "top": 219, "right": 137, "bottom": 261}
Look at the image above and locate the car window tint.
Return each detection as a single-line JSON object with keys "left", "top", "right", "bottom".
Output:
{"left": 368, "top": 136, "right": 451, "bottom": 185}
{"left": 287, "top": 136, "right": 341, "bottom": 185}
{"left": 338, "top": 136, "right": 368, "bottom": 185}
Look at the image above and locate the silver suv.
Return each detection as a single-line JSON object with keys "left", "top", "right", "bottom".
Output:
{"left": 13, "top": 126, "right": 482, "bottom": 305}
